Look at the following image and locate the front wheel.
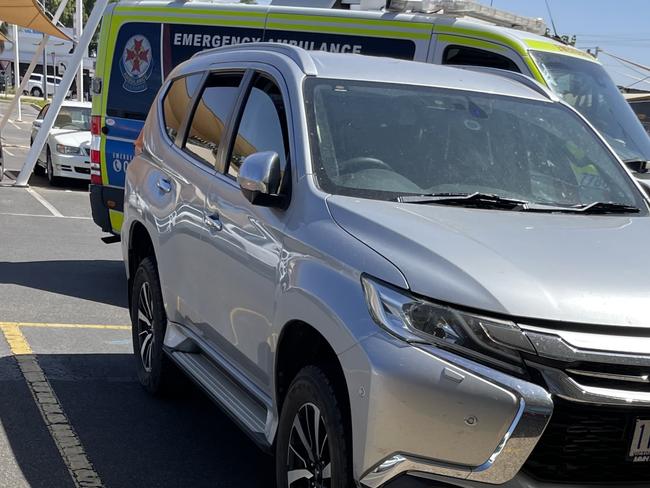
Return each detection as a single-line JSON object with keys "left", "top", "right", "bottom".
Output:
{"left": 46, "top": 148, "right": 61, "bottom": 186}
{"left": 31, "top": 138, "right": 45, "bottom": 176}
{"left": 276, "top": 366, "right": 351, "bottom": 488}
{"left": 30, "top": 87, "right": 43, "bottom": 97}
{"left": 130, "top": 256, "right": 181, "bottom": 395}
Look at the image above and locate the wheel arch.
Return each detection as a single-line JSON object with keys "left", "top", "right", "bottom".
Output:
{"left": 273, "top": 320, "right": 353, "bottom": 449}
{"left": 127, "top": 220, "right": 156, "bottom": 311}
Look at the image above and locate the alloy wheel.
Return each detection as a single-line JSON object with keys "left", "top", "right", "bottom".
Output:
{"left": 287, "top": 402, "right": 331, "bottom": 487}
{"left": 136, "top": 281, "right": 154, "bottom": 372}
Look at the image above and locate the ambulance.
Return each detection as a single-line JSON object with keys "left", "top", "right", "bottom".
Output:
{"left": 89, "top": 0, "right": 650, "bottom": 236}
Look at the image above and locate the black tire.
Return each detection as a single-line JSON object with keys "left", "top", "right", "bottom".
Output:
{"left": 276, "top": 366, "right": 351, "bottom": 488}
{"left": 130, "top": 256, "right": 181, "bottom": 395}
{"left": 30, "top": 87, "right": 42, "bottom": 97}
{"left": 31, "top": 138, "right": 45, "bottom": 176}
{"left": 46, "top": 147, "right": 61, "bottom": 186}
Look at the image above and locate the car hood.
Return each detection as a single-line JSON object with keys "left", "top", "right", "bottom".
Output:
{"left": 51, "top": 129, "right": 90, "bottom": 147}
{"left": 327, "top": 195, "right": 650, "bottom": 328}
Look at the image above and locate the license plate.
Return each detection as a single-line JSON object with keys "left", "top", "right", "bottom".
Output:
{"left": 629, "top": 419, "right": 650, "bottom": 462}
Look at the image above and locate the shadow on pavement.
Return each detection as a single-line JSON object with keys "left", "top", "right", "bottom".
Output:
{"left": 0, "top": 260, "right": 127, "bottom": 308}
{"left": 0, "top": 356, "right": 73, "bottom": 487}
{"left": 0, "top": 353, "right": 275, "bottom": 488}
{"left": 5, "top": 170, "right": 90, "bottom": 192}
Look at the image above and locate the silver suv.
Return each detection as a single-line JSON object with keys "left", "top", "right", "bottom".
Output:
{"left": 123, "top": 44, "right": 650, "bottom": 488}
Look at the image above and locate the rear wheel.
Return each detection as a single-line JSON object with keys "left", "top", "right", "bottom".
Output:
{"left": 276, "top": 366, "right": 351, "bottom": 488}
{"left": 30, "top": 87, "right": 42, "bottom": 97}
{"left": 130, "top": 256, "right": 181, "bottom": 395}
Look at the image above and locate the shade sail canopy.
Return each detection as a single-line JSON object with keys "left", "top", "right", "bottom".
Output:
{"left": 0, "top": 0, "right": 70, "bottom": 39}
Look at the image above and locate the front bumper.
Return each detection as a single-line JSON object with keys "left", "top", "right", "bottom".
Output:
{"left": 51, "top": 153, "right": 91, "bottom": 180}
{"left": 346, "top": 324, "right": 650, "bottom": 488}
{"left": 339, "top": 334, "right": 553, "bottom": 488}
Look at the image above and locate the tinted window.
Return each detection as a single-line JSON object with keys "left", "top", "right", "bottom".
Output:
{"left": 162, "top": 74, "right": 202, "bottom": 143}
{"left": 305, "top": 79, "right": 644, "bottom": 210}
{"left": 184, "top": 73, "right": 242, "bottom": 168}
{"left": 228, "top": 76, "right": 288, "bottom": 178}
{"left": 106, "top": 22, "right": 163, "bottom": 120}
{"left": 443, "top": 45, "right": 521, "bottom": 73}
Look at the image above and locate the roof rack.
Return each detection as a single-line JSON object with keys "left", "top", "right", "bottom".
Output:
{"left": 346, "top": 0, "right": 546, "bottom": 35}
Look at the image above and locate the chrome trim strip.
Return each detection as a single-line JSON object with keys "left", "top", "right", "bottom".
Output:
{"left": 522, "top": 327, "right": 650, "bottom": 367}
{"left": 360, "top": 346, "right": 553, "bottom": 487}
{"left": 566, "top": 368, "right": 650, "bottom": 384}
{"left": 538, "top": 365, "right": 650, "bottom": 406}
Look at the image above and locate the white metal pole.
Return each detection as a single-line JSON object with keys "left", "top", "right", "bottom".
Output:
{"left": 14, "top": 0, "right": 108, "bottom": 187}
{"left": 12, "top": 24, "right": 21, "bottom": 121}
{"left": 76, "top": 0, "right": 83, "bottom": 101}
{"left": 0, "top": 0, "right": 69, "bottom": 131}
{"left": 43, "top": 40, "right": 47, "bottom": 98}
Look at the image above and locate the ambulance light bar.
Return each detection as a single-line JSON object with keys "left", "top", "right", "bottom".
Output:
{"left": 384, "top": 0, "right": 547, "bottom": 35}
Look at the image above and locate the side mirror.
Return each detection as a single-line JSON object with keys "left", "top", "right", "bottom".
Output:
{"left": 237, "top": 151, "right": 283, "bottom": 207}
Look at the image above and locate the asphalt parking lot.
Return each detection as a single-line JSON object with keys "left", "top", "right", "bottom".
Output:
{"left": 0, "top": 100, "right": 273, "bottom": 487}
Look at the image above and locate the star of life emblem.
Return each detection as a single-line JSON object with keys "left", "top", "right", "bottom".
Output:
{"left": 120, "top": 35, "right": 153, "bottom": 93}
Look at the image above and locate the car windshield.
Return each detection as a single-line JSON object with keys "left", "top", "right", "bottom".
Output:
{"left": 531, "top": 51, "right": 650, "bottom": 163}
{"left": 305, "top": 78, "right": 644, "bottom": 210}
{"left": 52, "top": 106, "right": 91, "bottom": 130}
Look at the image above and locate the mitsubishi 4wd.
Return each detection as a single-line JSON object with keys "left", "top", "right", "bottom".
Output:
{"left": 123, "top": 45, "right": 650, "bottom": 488}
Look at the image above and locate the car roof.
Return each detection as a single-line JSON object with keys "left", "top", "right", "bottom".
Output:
{"left": 183, "top": 43, "right": 553, "bottom": 102}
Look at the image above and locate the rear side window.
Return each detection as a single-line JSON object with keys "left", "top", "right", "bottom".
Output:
{"left": 443, "top": 45, "right": 521, "bottom": 73}
{"left": 228, "top": 75, "right": 289, "bottom": 179}
{"left": 162, "top": 74, "right": 203, "bottom": 143}
{"left": 184, "top": 73, "right": 243, "bottom": 168}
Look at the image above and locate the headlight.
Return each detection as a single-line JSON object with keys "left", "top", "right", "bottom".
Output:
{"left": 362, "top": 276, "right": 536, "bottom": 374}
{"left": 56, "top": 144, "right": 81, "bottom": 155}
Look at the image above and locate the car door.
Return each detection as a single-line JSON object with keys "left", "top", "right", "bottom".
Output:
{"left": 154, "top": 70, "right": 246, "bottom": 330}
{"left": 201, "top": 70, "right": 291, "bottom": 393}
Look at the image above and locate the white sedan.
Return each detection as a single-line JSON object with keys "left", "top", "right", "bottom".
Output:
{"left": 31, "top": 101, "right": 92, "bottom": 185}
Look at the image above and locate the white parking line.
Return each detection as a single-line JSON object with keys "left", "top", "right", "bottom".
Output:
{"left": 0, "top": 211, "right": 91, "bottom": 220}
{"left": 25, "top": 187, "right": 64, "bottom": 217}
{"left": 9, "top": 120, "right": 20, "bottom": 130}
{"left": 3, "top": 148, "right": 14, "bottom": 157}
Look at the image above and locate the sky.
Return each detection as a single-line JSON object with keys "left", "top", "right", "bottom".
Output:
{"left": 486, "top": 0, "right": 650, "bottom": 90}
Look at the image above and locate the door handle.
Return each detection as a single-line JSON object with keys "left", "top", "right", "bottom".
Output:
{"left": 156, "top": 177, "right": 172, "bottom": 193}
{"left": 204, "top": 214, "right": 222, "bottom": 232}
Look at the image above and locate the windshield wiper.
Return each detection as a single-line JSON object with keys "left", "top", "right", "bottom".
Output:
{"left": 396, "top": 193, "right": 640, "bottom": 214}
{"left": 522, "top": 201, "right": 640, "bottom": 214}
{"left": 396, "top": 192, "right": 527, "bottom": 209}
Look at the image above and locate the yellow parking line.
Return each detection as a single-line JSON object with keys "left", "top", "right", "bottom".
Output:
{"left": 0, "top": 321, "right": 130, "bottom": 330}
{"left": 1, "top": 323, "right": 33, "bottom": 354}
{"left": 0, "top": 324, "right": 104, "bottom": 487}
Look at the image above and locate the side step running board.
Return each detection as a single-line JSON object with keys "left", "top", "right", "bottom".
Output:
{"left": 171, "top": 351, "right": 268, "bottom": 443}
